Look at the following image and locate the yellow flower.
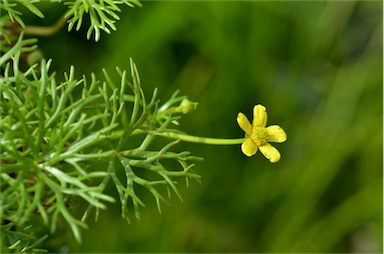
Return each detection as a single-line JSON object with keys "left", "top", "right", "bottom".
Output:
{"left": 237, "top": 104, "right": 287, "bottom": 163}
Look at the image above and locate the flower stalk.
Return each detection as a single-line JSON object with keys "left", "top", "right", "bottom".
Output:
{"left": 151, "top": 131, "right": 245, "bottom": 145}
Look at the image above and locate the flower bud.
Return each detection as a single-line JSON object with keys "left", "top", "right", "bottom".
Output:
{"left": 177, "top": 99, "right": 198, "bottom": 114}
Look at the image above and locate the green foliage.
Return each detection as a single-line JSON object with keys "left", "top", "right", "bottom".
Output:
{"left": 1, "top": 49, "right": 201, "bottom": 250}
{"left": 0, "top": 0, "right": 204, "bottom": 252}
{"left": 0, "top": 0, "right": 44, "bottom": 28}
{"left": 56, "top": 0, "right": 142, "bottom": 41}
{"left": 0, "top": 0, "right": 141, "bottom": 42}
{"left": 0, "top": 33, "right": 37, "bottom": 66}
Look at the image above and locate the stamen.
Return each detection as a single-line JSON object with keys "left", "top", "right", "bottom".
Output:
{"left": 251, "top": 127, "right": 269, "bottom": 146}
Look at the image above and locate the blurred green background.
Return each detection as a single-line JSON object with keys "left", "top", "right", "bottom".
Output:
{"left": 28, "top": 0, "right": 382, "bottom": 252}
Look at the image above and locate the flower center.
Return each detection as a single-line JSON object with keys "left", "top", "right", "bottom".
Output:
{"left": 251, "top": 127, "right": 269, "bottom": 146}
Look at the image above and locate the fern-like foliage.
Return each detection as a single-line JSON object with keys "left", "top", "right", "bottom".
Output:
{"left": 0, "top": 0, "right": 142, "bottom": 42}
{"left": 1, "top": 36, "right": 200, "bottom": 252}
{"left": 0, "top": 0, "right": 44, "bottom": 28}
{"left": 60, "top": 0, "right": 142, "bottom": 41}
{"left": 0, "top": 0, "right": 203, "bottom": 252}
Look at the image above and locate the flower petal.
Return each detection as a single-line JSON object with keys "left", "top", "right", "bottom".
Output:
{"left": 259, "top": 143, "right": 281, "bottom": 163}
{"left": 237, "top": 112, "right": 252, "bottom": 135}
{"left": 266, "top": 125, "right": 287, "bottom": 143}
{"left": 253, "top": 104, "right": 267, "bottom": 127}
{"left": 241, "top": 138, "right": 258, "bottom": 157}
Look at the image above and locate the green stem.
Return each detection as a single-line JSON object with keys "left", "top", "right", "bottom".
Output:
{"left": 104, "top": 129, "right": 244, "bottom": 145}
{"left": 22, "top": 16, "right": 67, "bottom": 36}
{"left": 105, "top": 129, "right": 145, "bottom": 140}
{"left": 152, "top": 132, "right": 245, "bottom": 145}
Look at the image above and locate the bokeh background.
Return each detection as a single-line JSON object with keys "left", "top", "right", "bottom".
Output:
{"left": 27, "top": 0, "right": 382, "bottom": 252}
